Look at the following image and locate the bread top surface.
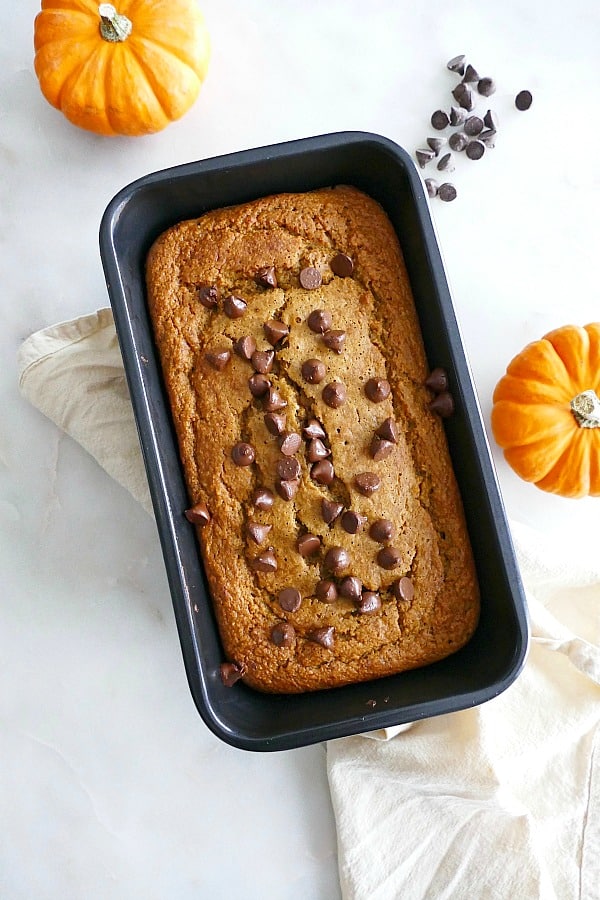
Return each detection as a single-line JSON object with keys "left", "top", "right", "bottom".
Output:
{"left": 146, "top": 186, "right": 479, "bottom": 693}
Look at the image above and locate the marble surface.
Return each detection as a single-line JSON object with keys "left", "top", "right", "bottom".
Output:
{"left": 2, "top": 1, "right": 599, "bottom": 897}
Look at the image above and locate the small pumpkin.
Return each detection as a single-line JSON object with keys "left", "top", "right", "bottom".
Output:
{"left": 491, "top": 323, "right": 600, "bottom": 498}
{"left": 34, "top": 1, "right": 210, "bottom": 136}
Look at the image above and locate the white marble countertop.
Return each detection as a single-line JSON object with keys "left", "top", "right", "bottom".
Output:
{"left": 2, "top": 1, "right": 599, "bottom": 897}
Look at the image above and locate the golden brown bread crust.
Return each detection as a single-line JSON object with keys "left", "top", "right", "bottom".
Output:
{"left": 145, "top": 186, "right": 479, "bottom": 693}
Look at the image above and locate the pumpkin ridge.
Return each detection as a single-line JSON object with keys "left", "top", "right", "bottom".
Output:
{"left": 115, "top": 42, "right": 172, "bottom": 124}
{"left": 535, "top": 432, "right": 591, "bottom": 497}
{"left": 128, "top": 33, "right": 206, "bottom": 82}
{"left": 55, "top": 40, "right": 105, "bottom": 113}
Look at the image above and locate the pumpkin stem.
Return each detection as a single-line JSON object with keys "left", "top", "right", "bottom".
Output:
{"left": 570, "top": 389, "right": 600, "bottom": 429}
{"left": 98, "top": 4, "right": 132, "bottom": 43}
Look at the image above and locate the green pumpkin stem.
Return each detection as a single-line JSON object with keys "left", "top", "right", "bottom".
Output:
{"left": 99, "top": 4, "right": 132, "bottom": 43}
{"left": 570, "top": 389, "right": 600, "bottom": 429}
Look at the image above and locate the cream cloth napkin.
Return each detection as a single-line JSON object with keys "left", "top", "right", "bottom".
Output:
{"left": 18, "top": 310, "right": 600, "bottom": 900}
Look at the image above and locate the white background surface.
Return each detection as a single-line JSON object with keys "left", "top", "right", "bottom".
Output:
{"left": 2, "top": 1, "right": 599, "bottom": 898}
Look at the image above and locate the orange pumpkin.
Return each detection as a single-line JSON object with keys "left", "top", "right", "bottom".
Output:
{"left": 34, "top": 1, "right": 210, "bottom": 136}
{"left": 491, "top": 323, "right": 600, "bottom": 498}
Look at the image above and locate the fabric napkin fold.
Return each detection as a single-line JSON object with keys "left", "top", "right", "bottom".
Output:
{"left": 18, "top": 310, "right": 600, "bottom": 900}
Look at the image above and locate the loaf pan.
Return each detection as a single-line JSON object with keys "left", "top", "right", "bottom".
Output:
{"left": 99, "top": 132, "right": 528, "bottom": 751}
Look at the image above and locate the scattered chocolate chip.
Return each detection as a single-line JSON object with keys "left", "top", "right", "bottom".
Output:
{"left": 263, "top": 387, "right": 287, "bottom": 412}
{"left": 483, "top": 108, "right": 499, "bottom": 130}
{"left": 330, "top": 253, "right": 354, "bottom": 277}
{"left": 278, "top": 587, "right": 302, "bottom": 612}
{"left": 205, "top": 349, "right": 231, "bottom": 371}
{"left": 256, "top": 266, "right": 277, "bottom": 288}
{"left": 198, "top": 284, "right": 218, "bottom": 309}
{"left": 515, "top": 89, "right": 533, "bottom": 111}
{"left": 251, "top": 349, "right": 275, "bottom": 374}
{"left": 425, "top": 367, "right": 449, "bottom": 393}
{"left": 391, "top": 576, "right": 415, "bottom": 603}
{"left": 451, "top": 82, "right": 470, "bottom": 106}
{"left": 425, "top": 178, "right": 439, "bottom": 198}
{"left": 438, "top": 183, "right": 458, "bottom": 202}
{"left": 322, "top": 330, "right": 346, "bottom": 353}
{"left": 462, "top": 63, "right": 480, "bottom": 83}
{"left": 276, "top": 456, "right": 301, "bottom": 481}
{"left": 430, "top": 110, "right": 449, "bottom": 131}
{"left": 464, "top": 115, "right": 484, "bottom": 136}
{"left": 321, "top": 499, "right": 344, "bottom": 525}
{"left": 366, "top": 699, "right": 377, "bottom": 708}
{"left": 358, "top": 592, "right": 381, "bottom": 615}
{"left": 223, "top": 295, "right": 247, "bottom": 318}
{"left": 416, "top": 148, "right": 436, "bottom": 168}
{"left": 448, "top": 132, "right": 469, "bottom": 152}
{"left": 307, "top": 309, "right": 333, "bottom": 334}
{"left": 231, "top": 442, "right": 255, "bottom": 466}
{"left": 301, "top": 358, "right": 327, "bottom": 384}
{"left": 264, "top": 411, "right": 286, "bottom": 435}
{"left": 339, "top": 575, "right": 362, "bottom": 600}
{"left": 278, "top": 431, "right": 302, "bottom": 456}
{"left": 252, "top": 488, "right": 275, "bottom": 510}
{"left": 220, "top": 661, "right": 245, "bottom": 686}
{"left": 234, "top": 335, "right": 257, "bottom": 360}
{"left": 458, "top": 85, "right": 475, "bottom": 110}
{"left": 376, "top": 418, "right": 398, "bottom": 443}
{"left": 271, "top": 623, "right": 295, "bottom": 647}
{"left": 429, "top": 391, "right": 455, "bottom": 417}
{"left": 322, "top": 381, "right": 347, "bottom": 408}
{"left": 184, "top": 501, "right": 211, "bottom": 526}
{"left": 370, "top": 436, "right": 395, "bottom": 461}
{"left": 426, "top": 136, "right": 447, "bottom": 155}
{"left": 306, "top": 626, "right": 335, "bottom": 648}
{"left": 306, "top": 438, "right": 331, "bottom": 462}
{"left": 340, "top": 510, "right": 368, "bottom": 534}
{"left": 447, "top": 54, "right": 466, "bottom": 75}
{"left": 311, "top": 459, "right": 335, "bottom": 485}
{"left": 477, "top": 77, "right": 496, "bottom": 97}
{"left": 249, "top": 550, "right": 278, "bottom": 573}
{"left": 248, "top": 373, "right": 271, "bottom": 398}
{"left": 315, "top": 580, "right": 338, "bottom": 602}
{"left": 479, "top": 129, "right": 496, "bottom": 148}
{"left": 246, "top": 522, "right": 272, "bottom": 544}
{"left": 299, "top": 267, "right": 322, "bottom": 290}
{"left": 449, "top": 105, "right": 467, "bottom": 127}
{"left": 437, "top": 152, "right": 455, "bottom": 173}
{"left": 365, "top": 377, "right": 391, "bottom": 403}
{"left": 377, "top": 546, "right": 402, "bottom": 570}
{"left": 354, "top": 472, "right": 381, "bottom": 496}
{"left": 324, "top": 546, "right": 350, "bottom": 574}
{"left": 263, "top": 319, "right": 289, "bottom": 346}
{"left": 369, "top": 518, "right": 395, "bottom": 543}
{"left": 276, "top": 478, "right": 300, "bottom": 501}
{"left": 466, "top": 139, "right": 485, "bottom": 160}
{"left": 303, "top": 419, "right": 326, "bottom": 440}
{"left": 296, "top": 533, "right": 321, "bottom": 557}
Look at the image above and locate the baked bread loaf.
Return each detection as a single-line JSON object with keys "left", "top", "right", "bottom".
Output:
{"left": 146, "top": 186, "right": 479, "bottom": 693}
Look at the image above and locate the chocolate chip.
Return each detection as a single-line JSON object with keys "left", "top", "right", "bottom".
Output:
{"left": 307, "top": 309, "right": 333, "bottom": 334}
{"left": 306, "top": 626, "right": 334, "bottom": 648}
{"left": 449, "top": 106, "right": 467, "bottom": 127}
{"left": 248, "top": 373, "right": 271, "bottom": 397}
{"left": 303, "top": 419, "right": 326, "bottom": 440}
{"left": 321, "top": 499, "right": 344, "bottom": 524}
{"left": 479, "top": 129, "right": 497, "bottom": 148}
{"left": 365, "top": 378, "right": 391, "bottom": 403}
{"left": 358, "top": 592, "right": 381, "bottom": 615}
{"left": 370, "top": 436, "right": 395, "bottom": 461}
{"left": 464, "top": 115, "right": 484, "bottom": 136}
{"left": 324, "top": 546, "right": 350, "bottom": 574}
{"left": 276, "top": 478, "right": 300, "bottom": 501}
{"left": 462, "top": 63, "right": 480, "bottom": 83}
{"left": 416, "top": 148, "right": 436, "bottom": 168}
{"left": 271, "top": 623, "right": 295, "bottom": 647}
{"left": 477, "top": 77, "right": 496, "bottom": 96}
{"left": 515, "top": 90, "right": 533, "bottom": 111}
{"left": 429, "top": 391, "right": 455, "bottom": 417}
{"left": 249, "top": 550, "right": 278, "bottom": 572}
{"left": 330, "top": 253, "right": 354, "bottom": 277}
{"left": 306, "top": 438, "right": 331, "bottom": 462}
{"left": 311, "top": 459, "right": 335, "bottom": 485}
{"left": 391, "top": 576, "right": 414, "bottom": 603}
{"left": 426, "top": 137, "right": 447, "bottom": 155}
{"left": 301, "top": 358, "right": 326, "bottom": 384}
{"left": 264, "top": 411, "right": 286, "bottom": 436}
{"left": 223, "top": 295, "right": 247, "bottom": 318}
{"left": 277, "top": 456, "right": 301, "bottom": 481}
{"left": 256, "top": 266, "right": 277, "bottom": 288}
{"left": 205, "top": 349, "right": 231, "bottom": 371}
{"left": 451, "top": 82, "right": 469, "bottom": 105}
{"left": 339, "top": 575, "right": 362, "bottom": 600}
{"left": 437, "top": 152, "right": 455, "bottom": 173}
{"left": 340, "top": 510, "right": 367, "bottom": 534}
{"left": 354, "top": 472, "right": 381, "bottom": 496}
{"left": 251, "top": 349, "right": 275, "bottom": 374}
{"left": 483, "top": 109, "right": 499, "bottom": 130}
{"left": 252, "top": 488, "right": 275, "bottom": 510}
{"left": 447, "top": 54, "right": 466, "bottom": 75}
{"left": 466, "top": 140, "right": 485, "bottom": 160}
{"left": 322, "top": 381, "right": 347, "bottom": 408}
{"left": 377, "top": 546, "right": 402, "bottom": 570}
{"left": 263, "top": 387, "right": 287, "bottom": 412}
{"left": 315, "top": 580, "right": 338, "bottom": 602}
{"left": 425, "top": 367, "right": 449, "bottom": 393}
{"left": 430, "top": 110, "right": 449, "bottom": 130}
{"left": 263, "top": 319, "right": 289, "bottom": 346}
{"left": 220, "top": 661, "right": 245, "bottom": 686}
{"left": 198, "top": 284, "right": 218, "bottom": 309}
{"left": 438, "top": 183, "right": 458, "bottom": 202}
{"left": 231, "top": 442, "right": 255, "bottom": 466}
{"left": 184, "top": 501, "right": 211, "bottom": 526}
{"left": 425, "top": 178, "right": 439, "bottom": 199}
{"left": 234, "top": 335, "right": 257, "bottom": 360}
{"left": 369, "top": 518, "right": 395, "bottom": 543}
{"left": 278, "top": 431, "right": 302, "bottom": 456}
{"left": 296, "top": 533, "right": 321, "bottom": 557}
{"left": 321, "top": 330, "right": 346, "bottom": 353}
{"left": 246, "top": 522, "right": 272, "bottom": 544}
{"left": 376, "top": 418, "right": 398, "bottom": 443}
{"left": 278, "top": 587, "right": 302, "bottom": 612}
{"left": 457, "top": 85, "right": 475, "bottom": 111}
{"left": 448, "top": 132, "right": 468, "bottom": 152}
{"left": 299, "top": 267, "right": 322, "bottom": 290}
